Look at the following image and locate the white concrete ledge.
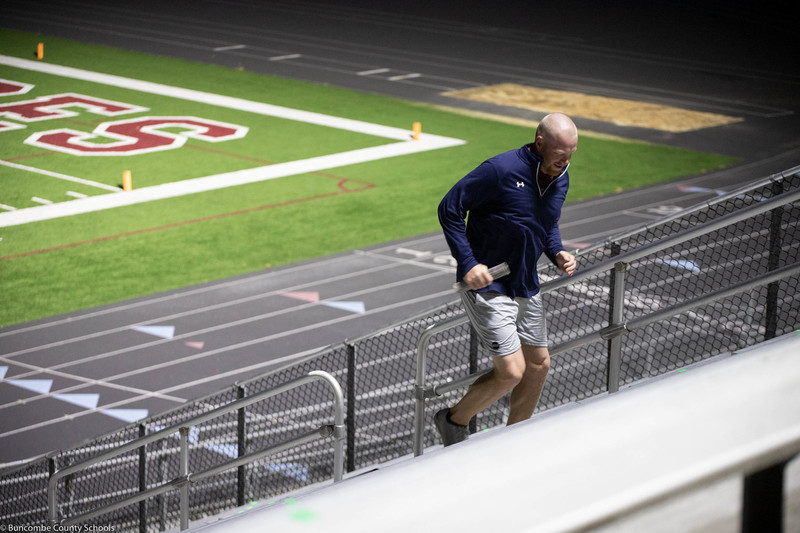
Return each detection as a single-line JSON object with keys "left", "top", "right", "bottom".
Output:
{"left": 187, "top": 331, "right": 800, "bottom": 533}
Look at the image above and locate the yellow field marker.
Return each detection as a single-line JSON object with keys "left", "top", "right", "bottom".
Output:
{"left": 122, "top": 170, "right": 132, "bottom": 191}
{"left": 412, "top": 121, "right": 421, "bottom": 140}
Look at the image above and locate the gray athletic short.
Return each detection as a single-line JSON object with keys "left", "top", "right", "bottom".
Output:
{"left": 460, "top": 291, "right": 548, "bottom": 357}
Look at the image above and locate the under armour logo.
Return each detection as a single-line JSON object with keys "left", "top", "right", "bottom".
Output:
{"left": 516, "top": 181, "right": 525, "bottom": 188}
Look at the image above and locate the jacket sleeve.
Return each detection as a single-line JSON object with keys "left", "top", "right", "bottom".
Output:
{"left": 544, "top": 219, "right": 566, "bottom": 265}
{"left": 544, "top": 176, "right": 569, "bottom": 265}
{"left": 438, "top": 161, "right": 497, "bottom": 279}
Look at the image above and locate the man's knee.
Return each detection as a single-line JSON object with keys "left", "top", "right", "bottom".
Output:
{"left": 493, "top": 352, "right": 525, "bottom": 390}
{"left": 531, "top": 353, "right": 551, "bottom": 374}
{"left": 523, "top": 346, "right": 551, "bottom": 374}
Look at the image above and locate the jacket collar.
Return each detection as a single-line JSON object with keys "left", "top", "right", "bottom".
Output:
{"left": 521, "top": 143, "right": 569, "bottom": 195}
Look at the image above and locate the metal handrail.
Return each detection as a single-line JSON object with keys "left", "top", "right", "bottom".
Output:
{"left": 414, "top": 262, "right": 800, "bottom": 455}
{"left": 412, "top": 185, "right": 800, "bottom": 456}
{"left": 48, "top": 370, "right": 345, "bottom": 529}
{"left": 413, "top": 315, "right": 467, "bottom": 456}
{"left": 547, "top": 185, "right": 800, "bottom": 292}
{"left": 367, "top": 167, "right": 800, "bottom": 345}
{"left": 576, "top": 165, "right": 799, "bottom": 255}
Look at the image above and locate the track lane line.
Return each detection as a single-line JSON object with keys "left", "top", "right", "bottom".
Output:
{"left": 0, "top": 288, "right": 456, "bottom": 434}
{"left": 0, "top": 260, "right": 428, "bottom": 358}
{"left": 1, "top": 269, "right": 451, "bottom": 382}
{"left": 0, "top": 248, "right": 439, "bottom": 338}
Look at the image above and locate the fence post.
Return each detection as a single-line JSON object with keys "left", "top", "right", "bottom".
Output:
{"left": 414, "top": 324, "right": 435, "bottom": 457}
{"left": 765, "top": 180, "right": 785, "bottom": 340}
{"left": 346, "top": 343, "right": 357, "bottom": 473}
{"left": 63, "top": 457, "right": 74, "bottom": 520}
{"left": 607, "top": 242, "right": 624, "bottom": 393}
{"left": 48, "top": 457, "right": 57, "bottom": 524}
{"left": 138, "top": 424, "right": 147, "bottom": 533}
{"left": 156, "top": 440, "right": 168, "bottom": 532}
{"left": 236, "top": 385, "right": 247, "bottom": 507}
{"left": 608, "top": 259, "right": 627, "bottom": 393}
{"left": 179, "top": 427, "right": 190, "bottom": 531}
{"left": 608, "top": 241, "right": 620, "bottom": 346}
{"left": 468, "top": 325, "right": 479, "bottom": 434}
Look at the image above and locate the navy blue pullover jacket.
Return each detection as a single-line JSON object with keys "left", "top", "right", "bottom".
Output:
{"left": 438, "top": 143, "right": 569, "bottom": 298}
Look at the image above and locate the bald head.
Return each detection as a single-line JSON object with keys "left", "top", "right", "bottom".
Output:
{"left": 536, "top": 113, "right": 578, "bottom": 145}
{"left": 534, "top": 113, "right": 578, "bottom": 177}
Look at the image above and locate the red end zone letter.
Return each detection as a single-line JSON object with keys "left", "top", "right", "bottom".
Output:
{"left": 0, "top": 92, "right": 148, "bottom": 122}
{"left": 25, "top": 116, "right": 249, "bottom": 156}
{"left": 0, "top": 79, "right": 34, "bottom": 96}
{"left": 0, "top": 92, "right": 147, "bottom": 133}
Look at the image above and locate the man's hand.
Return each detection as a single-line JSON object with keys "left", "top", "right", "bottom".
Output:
{"left": 463, "top": 264, "right": 494, "bottom": 290}
{"left": 556, "top": 251, "right": 577, "bottom": 276}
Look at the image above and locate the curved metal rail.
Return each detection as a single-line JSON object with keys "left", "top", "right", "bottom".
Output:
{"left": 48, "top": 370, "right": 345, "bottom": 530}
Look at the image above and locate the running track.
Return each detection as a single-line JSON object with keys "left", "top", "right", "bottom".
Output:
{"left": 1, "top": 0, "right": 799, "bottom": 465}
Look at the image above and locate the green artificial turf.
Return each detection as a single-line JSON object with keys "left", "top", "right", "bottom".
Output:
{"left": 0, "top": 28, "right": 739, "bottom": 326}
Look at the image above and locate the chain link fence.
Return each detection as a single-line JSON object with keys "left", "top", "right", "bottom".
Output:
{"left": 2, "top": 168, "right": 798, "bottom": 531}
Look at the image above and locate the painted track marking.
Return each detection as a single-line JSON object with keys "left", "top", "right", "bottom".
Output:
{"left": 0, "top": 268, "right": 450, "bottom": 380}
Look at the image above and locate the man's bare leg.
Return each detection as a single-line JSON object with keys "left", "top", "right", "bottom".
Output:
{"left": 448, "top": 349, "right": 525, "bottom": 426}
{"left": 507, "top": 345, "right": 550, "bottom": 425}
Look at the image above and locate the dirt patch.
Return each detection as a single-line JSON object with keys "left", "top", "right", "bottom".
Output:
{"left": 443, "top": 84, "right": 742, "bottom": 133}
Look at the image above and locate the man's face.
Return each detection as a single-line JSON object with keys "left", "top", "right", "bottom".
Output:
{"left": 536, "top": 134, "right": 577, "bottom": 177}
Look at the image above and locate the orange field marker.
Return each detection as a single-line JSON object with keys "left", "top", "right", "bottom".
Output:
{"left": 412, "top": 121, "right": 421, "bottom": 141}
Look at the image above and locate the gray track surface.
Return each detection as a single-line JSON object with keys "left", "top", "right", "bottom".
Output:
{"left": 1, "top": 0, "right": 798, "bottom": 465}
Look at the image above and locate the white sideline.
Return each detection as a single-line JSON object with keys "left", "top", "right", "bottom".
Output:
{"left": 0, "top": 55, "right": 465, "bottom": 227}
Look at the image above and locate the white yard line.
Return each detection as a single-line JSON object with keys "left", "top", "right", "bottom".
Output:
{"left": 0, "top": 55, "right": 466, "bottom": 228}
{"left": 0, "top": 140, "right": 460, "bottom": 227}
{"left": 0, "top": 159, "right": 122, "bottom": 192}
